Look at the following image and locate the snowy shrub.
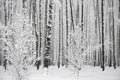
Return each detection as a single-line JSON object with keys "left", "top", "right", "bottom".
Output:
{"left": 0, "top": 12, "right": 36, "bottom": 80}
{"left": 67, "top": 26, "right": 84, "bottom": 70}
{"left": 67, "top": 25, "right": 105, "bottom": 70}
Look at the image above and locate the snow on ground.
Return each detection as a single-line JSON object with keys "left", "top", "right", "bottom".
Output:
{"left": 0, "top": 65, "right": 120, "bottom": 80}
{"left": 78, "top": 66, "right": 120, "bottom": 80}
{"left": 0, "top": 66, "right": 16, "bottom": 80}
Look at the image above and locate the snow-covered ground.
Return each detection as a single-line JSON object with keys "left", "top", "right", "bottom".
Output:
{"left": 0, "top": 65, "right": 120, "bottom": 80}
{"left": 0, "top": 66, "right": 16, "bottom": 80}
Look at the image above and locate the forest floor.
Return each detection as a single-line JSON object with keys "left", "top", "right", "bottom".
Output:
{"left": 0, "top": 65, "right": 120, "bottom": 80}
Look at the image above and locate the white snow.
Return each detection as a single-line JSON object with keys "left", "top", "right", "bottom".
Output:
{"left": 0, "top": 65, "right": 120, "bottom": 80}
{"left": 0, "top": 66, "right": 16, "bottom": 80}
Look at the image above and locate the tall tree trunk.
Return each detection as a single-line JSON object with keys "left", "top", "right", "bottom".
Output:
{"left": 76, "top": 0, "right": 79, "bottom": 26}
{"left": 118, "top": 0, "right": 120, "bottom": 19}
{"left": 70, "top": 0, "right": 74, "bottom": 30}
{"left": 65, "top": 0, "right": 68, "bottom": 67}
{"left": 112, "top": 0, "right": 116, "bottom": 69}
{"left": 81, "top": 0, "right": 83, "bottom": 31}
{"left": 4, "top": 0, "right": 7, "bottom": 26}
{"left": 101, "top": 0, "right": 105, "bottom": 71}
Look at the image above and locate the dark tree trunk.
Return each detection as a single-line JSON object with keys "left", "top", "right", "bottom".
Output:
{"left": 101, "top": 0, "right": 105, "bottom": 71}
{"left": 81, "top": 0, "right": 83, "bottom": 31}
{"left": 4, "top": 0, "right": 7, "bottom": 26}
{"left": 118, "top": 0, "right": 120, "bottom": 19}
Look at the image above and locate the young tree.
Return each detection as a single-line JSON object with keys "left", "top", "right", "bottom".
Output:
{"left": 1, "top": 12, "right": 36, "bottom": 80}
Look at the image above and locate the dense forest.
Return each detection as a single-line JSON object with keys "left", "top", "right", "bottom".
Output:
{"left": 0, "top": 0, "right": 120, "bottom": 80}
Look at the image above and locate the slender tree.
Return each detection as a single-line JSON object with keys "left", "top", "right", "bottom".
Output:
{"left": 112, "top": 0, "right": 116, "bottom": 69}
{"left": 101, "top": 0, "right": 105, "bottom": 71}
